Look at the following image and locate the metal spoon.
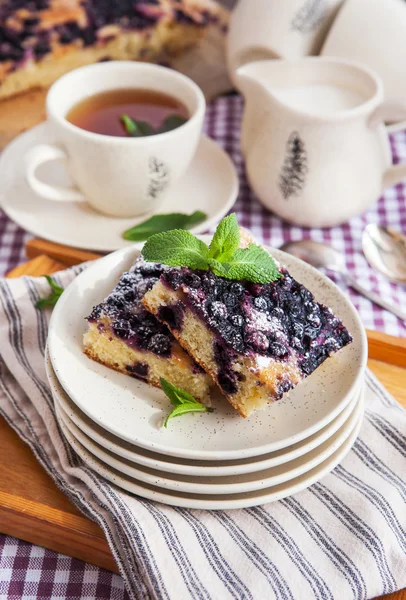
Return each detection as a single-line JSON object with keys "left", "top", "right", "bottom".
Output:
{"left": 362, "top": 224, "right": 406, "bottom": 284}
{"left": 280, "top": 239, "right": 406, "bottom": 321}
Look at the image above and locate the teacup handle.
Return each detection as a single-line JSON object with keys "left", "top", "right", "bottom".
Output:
{"left": 25, "top": 144, "right": 85, "bottom": 202}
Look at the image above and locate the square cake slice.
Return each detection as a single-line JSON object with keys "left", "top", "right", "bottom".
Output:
{"left": 83, "top": 257, "right": 212, "bottom": 402}
{"left": 143, "top": 265, "right": 352, "bottom": 417}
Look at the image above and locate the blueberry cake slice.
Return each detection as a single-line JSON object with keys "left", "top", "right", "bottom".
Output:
{"left": 0, "top": 0, "right": 222, "bottom": 100}
{"left": 143, "top": 265, "right": 352, "bottom": 417}
{"left": 83, "top": 257, "right": 212, "bottom": 402}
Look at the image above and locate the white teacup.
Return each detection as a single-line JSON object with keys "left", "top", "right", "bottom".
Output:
{"left": 227, "top": 0, "right": 344, "bottom": 86}
{"left": 321, "top": 0, "right": 406, "bottom": 110}
{"left": 237, "top": 57, "right": 406, "bottom": 228}
{"left": 25, "top": 62, "right": 205, "bottom": 218}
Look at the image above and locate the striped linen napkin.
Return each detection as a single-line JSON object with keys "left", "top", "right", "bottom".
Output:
{"left": 0, "top": 267, "right": 405, "bottom": 600}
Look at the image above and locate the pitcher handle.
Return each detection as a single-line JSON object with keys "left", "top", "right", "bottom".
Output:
{"left": 369, "top": 101, "right": 406, "bottom": 189}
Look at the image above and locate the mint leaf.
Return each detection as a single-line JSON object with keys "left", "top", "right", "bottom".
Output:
{"left": 208, "top": 258, "right": 229, "bottom": 278}
{"left": 160, "top": 377, "right": 197, "bottom": 406}
{"left": 223, "top": 244, "right": 281, "bottom": 284}
{"left": 164, "top": 403, "right": 209, "bottom": 427}
{"left": 160, "top": 377, "right": 211, "bottom": 427}
{"left": 44, "top": 275, "right": 64, "bottom": 295}
{"left": 142, "top": 230, "right": 209, "bottom": 270}
{"left": 122, "top": 210, "right": 207, "bottom": 241}
{"left": 157, "top": 115, "right": 187, "bottom": 134}
{"left": 140, "top": 214, "right": 281, "bottom": 284}
{"left": 120, "top": 114, "right": 154, "bottom": 137}
{"left": 35, "top": 276, "right": 64, "bottom": 310}
{"left": 208, "top": 213, "right": 240, "bottom": 262}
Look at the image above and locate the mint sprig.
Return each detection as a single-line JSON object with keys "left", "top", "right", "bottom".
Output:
{"left": 120, "top": 113, "right": 187, "bottom": 138}
{"left": 35, "top": 275, "right": 64, "bottom": 309}
{"left": 160, "top": 378, "right": 211, "bottom": 427}
{"left": 120, "top": 114, "right": 154, "bottom": 137}
{"left": 142, "top": 213, "right": 281, "bottom": 284}
{"left": 122, "top": 210, "right": 207, "bottom": 241}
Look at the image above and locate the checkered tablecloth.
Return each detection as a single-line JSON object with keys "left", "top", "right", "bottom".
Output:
{"left": 0, "top": 94, "right": 405, "bottom": 599}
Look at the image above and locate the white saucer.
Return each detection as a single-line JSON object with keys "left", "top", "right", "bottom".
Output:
{"left": 0, "top": 123, "right": 239, "bottom": 252}
{"left": 55, "top": 388, "right": 363, "bottom": 495}
{"left": 56, "top": 410, "right": 363, "bottom": 510}
{"left": 48, "top": 350, "right": 361, "bottom": 477}
{"left": 48, "top": 242, "right": 367, "bottom": 461}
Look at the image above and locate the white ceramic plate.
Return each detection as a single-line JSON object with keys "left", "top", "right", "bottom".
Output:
{"left": 0, "top": 123, "right": 238, "bottom": 252}
{"left": 55, "top": 390, "right": 363, "bottom": 495}
{"left": 48, "top": 243, "right": 367, "bottom": 460}
{"left": 56, "top": 411, "right": 363, "bottom": 509}
{"left": 48, "top": 350, "right": 362, "bottom": 477}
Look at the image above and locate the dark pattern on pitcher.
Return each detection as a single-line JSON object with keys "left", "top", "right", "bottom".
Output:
{"left": 291, "top": 0, "right": 327, "bottom": 33}
{"left": 148, "top": 157, "right": 170, "bottom": 200}
{"left": 279, "top": 132, "right": 308, "bottom": 200}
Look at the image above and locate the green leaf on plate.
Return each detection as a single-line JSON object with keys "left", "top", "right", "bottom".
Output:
{"left": 160, "top": 377, "right": 211, "bottom": 427}
{"left": 122, "top": 210, "right": 207, "bottom": 241}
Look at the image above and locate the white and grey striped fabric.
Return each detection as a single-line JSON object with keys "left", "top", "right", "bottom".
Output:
{"left": 0, "top": 267, "right": 405, "bottom": 600}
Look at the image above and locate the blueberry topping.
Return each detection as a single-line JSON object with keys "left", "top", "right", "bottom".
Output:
{"left": 183, "top": 273, "right": 201, "bottom": 289}
{"left": 245, "top": 331, "right": 269, "bottom": 352}
{"left": 269, "top": 342, "right": 289, "bottom": 359}
{"left": 147, "top": 333, "right": 171, "bottom": 356}
{"left": 230, "top": 314, "right": 244, "bottom": 328}
{"left": 208, "top": 301, "right": 228, "bottom": 320}
{"left": 276, "top": 378, "right": 294, "bottom": 398}
{"left": 292, "top": 322, "right": 304, "bottom": 340}
{"left": 223, "top": 292, "right": 238, "bottom": 308}
{"left": 87, "top": 257, "right": 175, "bottom": 358}
{"left": 253, "top": 296, "right": 268, "bottom": 311}
{"left": 160, "top": 264, "right": 352, "bottom": 373}
{"left": 230, "top": 282, "right": 245, "bottom": 296}
{"left": 162, "top": 270, "right": 183, "bottom": 290}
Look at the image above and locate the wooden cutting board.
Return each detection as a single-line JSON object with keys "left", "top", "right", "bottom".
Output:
{"left": 1, "top": 250, "right": 406, "bottom": 599}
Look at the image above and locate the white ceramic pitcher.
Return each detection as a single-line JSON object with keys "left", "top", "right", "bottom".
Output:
{"left": 237, "top": 57, "right": 406, "bottom": 228}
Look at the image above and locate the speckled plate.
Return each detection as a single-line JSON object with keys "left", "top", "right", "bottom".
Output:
{"left": 48, "top": 349, "right": 362, "bottom": 477}
{"left": 48, "top": 242, "right": 367, "bottom": 461}
{"left": 55, "top": 387, "right": 363, "bottom": 494}
{"left": 56, "top": 407, "right": 363, "bottom": 509}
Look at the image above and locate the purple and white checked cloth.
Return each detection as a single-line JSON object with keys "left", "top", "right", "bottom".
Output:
{"left": 0, "top": 97, "right": 405, "bottom": 336}
{"left": 0, "top": 263, "right": 405, "bottom": 600}
{"left": 0, "top": 95, "right": 406, "bottom": 600}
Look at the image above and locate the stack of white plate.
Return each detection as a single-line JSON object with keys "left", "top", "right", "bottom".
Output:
{"left": 46, "top": 245, "right": 367, "bottom": 510}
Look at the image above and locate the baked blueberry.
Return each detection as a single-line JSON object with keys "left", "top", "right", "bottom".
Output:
{"left": 84, "top": 257, "right": 212, "bottom": 401}
{"left": 144, "top": 245, "right": 352, "bottom": 417}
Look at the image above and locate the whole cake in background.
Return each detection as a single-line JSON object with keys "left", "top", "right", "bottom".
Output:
{"left": 0, "top": 0, "right": 221, "bottom": 100}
